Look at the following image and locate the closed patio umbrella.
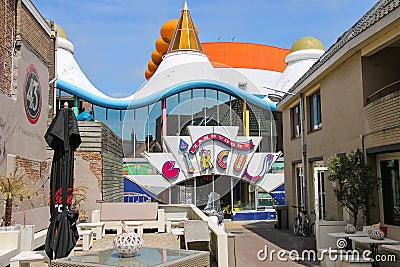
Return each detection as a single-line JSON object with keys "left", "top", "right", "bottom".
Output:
{"left": 44, "top": 108, "right": 81, "bottom": 259}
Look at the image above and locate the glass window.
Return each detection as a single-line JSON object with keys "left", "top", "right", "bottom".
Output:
{"left": 178, "top": 90, "right": 193, "bottom": 135}
{"left": 217, "top": 92, "right": 231, "bottom": 127}
{"left": 309, "top": 91, "right": 322, "bottom": 130}
{"left": 166, "top": 94, "right": 179, "bottom": 136}
{"left": 230, "top": 95, "right": 244, "bottom": 135}
{"left": 107, "top": 109, "right": 121, "bottom": 136}
{"left": 258, "top": 192, "right": 279, "bottom": 208}
{"left": 191, "top": 89, "right": 206, "bottom": 126}
{"left": 55, "top": 90, "right": 74, "bottom": 114}
{"left": 291, "top": 104, "right": 301, "bottom": 138}
{"left": 232, "top": 178, "right": 254, "bottom": 210}
{"left": 381, "top": 159, "right": 400, "bottom": 226}
{"left": 205, "top": 89, "right": 218, "bottom": 126}
{"left": 295, "top": 164, "right": 304, "bottom": 207}
{"left": 134, "top": 107, "right": 148, "bottom": 157}
{"left": 123, "top": 159, "right": 157, "bottom": 175}
{"left": 93, "top": 105, "right": 106, "bottom": 124}
{"left": 148, "top": 102, "right": 162, "bottom": 152}
{"left": 122, "top": 110, "right": 135, "bottom": 157}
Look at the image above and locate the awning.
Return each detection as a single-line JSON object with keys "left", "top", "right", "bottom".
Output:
{"left": 124, "top": 177, "right": 157, "bottom": 200}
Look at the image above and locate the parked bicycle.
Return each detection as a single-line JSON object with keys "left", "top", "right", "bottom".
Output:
{"left": 309, "top": 210, "right": 316, "bottom": 238}
{"left": 292, "top": 205, "right": 310, "bottom": 237}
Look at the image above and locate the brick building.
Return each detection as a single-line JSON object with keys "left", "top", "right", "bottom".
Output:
{"left": 277, "top": 0, "right": 400, "bottom": 237}
{"left": 0, "top": 0, "right": 16, "bottom": 95}
{"left": 0, "top": 0, "right": 55, "bottom": 214}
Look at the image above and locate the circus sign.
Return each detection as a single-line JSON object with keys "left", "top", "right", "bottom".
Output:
{"left": 143, "top": 126, "right": 282, "bottom": 187}
{"left": 23, "top": 64, "right": 42, "bottom": 124}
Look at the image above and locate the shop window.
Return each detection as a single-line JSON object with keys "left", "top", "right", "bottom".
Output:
{"left": 291, "top": 104, "right": 301, "bottom": 138}
{"left": 380, "top": 159, "right": 400, "bottom": 226}
{"left": 309, "top": 90, "right": 322, "bottom": 131}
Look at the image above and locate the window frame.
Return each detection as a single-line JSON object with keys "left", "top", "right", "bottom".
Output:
{"left": 290, "top": 104, "right": 301, "bottom": 139}
{"left": 308, "top": 90, "right": 322, "bottom": 131}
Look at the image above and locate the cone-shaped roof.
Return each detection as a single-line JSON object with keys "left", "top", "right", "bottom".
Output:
{"left": 167, "top": 1, "right": 203, "bottom": 53}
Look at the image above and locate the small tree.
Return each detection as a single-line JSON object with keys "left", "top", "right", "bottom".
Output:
{"left": 327, "top": 150, "right": 378, "bottom": 227}
{"left": 71, "top": 185, "right": 88, "bottom": 222}
{"left": 0, "top": 169, "right": 32, "bottom": 226}
{"left": 71, "top": 185, "right": 88, "bottom": 212}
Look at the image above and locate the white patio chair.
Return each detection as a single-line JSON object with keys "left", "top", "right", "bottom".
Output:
{"left": 183, "top": 220, "right": 210, "bottom": 251}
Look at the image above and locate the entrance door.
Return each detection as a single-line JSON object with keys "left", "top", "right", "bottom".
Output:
{"left": 313, "top": 167, "right": 327, "bottom": 222}
{"left": 378, "top": 157, "right": 400, "bottom": 226}
{"left": 295, "top": 164, "right": 304, "bottom": 207}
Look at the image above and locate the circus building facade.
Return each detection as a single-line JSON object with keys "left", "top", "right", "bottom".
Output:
{"left": 54, "top": 2, "right": 324, "bottom": 218}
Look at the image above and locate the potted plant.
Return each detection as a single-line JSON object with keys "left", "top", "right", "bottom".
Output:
{"left": 0, "top": 168, "right": 32, "bottom": 227}
{"left": 327, "top": 149, "right": 379, "bottom": 227}
{"left": 71, "top": 185, "right": 88, "bottom": 222}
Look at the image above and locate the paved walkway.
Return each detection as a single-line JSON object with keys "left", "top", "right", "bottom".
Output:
{"left": 225, "top": 221, "right": 318, "bottom": 267}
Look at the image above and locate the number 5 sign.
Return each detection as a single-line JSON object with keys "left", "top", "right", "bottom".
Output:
{"left": 23, "top": 64, "right": 42, "bottom": 124}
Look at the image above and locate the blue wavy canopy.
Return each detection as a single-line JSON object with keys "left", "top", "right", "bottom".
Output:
{"left": 56, "top": 79, "right": 277, "bottom": 111}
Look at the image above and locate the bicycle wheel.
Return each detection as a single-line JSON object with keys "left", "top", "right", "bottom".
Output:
{"left": 302, "top": 222, "right": 309, "bottom": 237}
{"left": 310, "top": 223, "right": 316, "bottom": 238}
{"left": 293, "top": 219, "right": 300, "bottom": 235}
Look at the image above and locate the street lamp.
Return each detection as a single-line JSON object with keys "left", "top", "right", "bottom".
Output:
{"left": 264, "top": 87, "right": 308, "bottom": 212}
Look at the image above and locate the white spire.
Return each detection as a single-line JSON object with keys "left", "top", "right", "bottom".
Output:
{"left": 183, "top": 1, "right": 188, "bottom": 11}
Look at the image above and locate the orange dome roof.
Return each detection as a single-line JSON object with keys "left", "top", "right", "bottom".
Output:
{"left": 160, "top": 19, "right": 178, "bottom": 44}
{"left": 145, "top": 69, "right": 154, "bottom": 80}
{"left": 202, "top": 42, "right": 290, "bottom": 72}
{"left": 156, "top": 37, "right": 169, "bottom": 55}
{"left": 148, "top": 60, "right": 158, "bottom": 72}
{"left": 151, "top": 50, "right": 162, "bottom": 66}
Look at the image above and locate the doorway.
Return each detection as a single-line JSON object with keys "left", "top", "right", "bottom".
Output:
{"left": 377, "top": 153, "right": 400, "bottom": 226}
{"left": 313, "top": 167, "right": 327, "bottom": 222}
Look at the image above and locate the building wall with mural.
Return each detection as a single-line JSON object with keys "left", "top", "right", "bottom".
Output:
{"left": 0, "top": 0, "right": 55, "bottom": 216}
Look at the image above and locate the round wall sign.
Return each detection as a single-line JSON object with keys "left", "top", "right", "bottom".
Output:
{"left": 23, "top": 64, "right": 42, "bottom": 124}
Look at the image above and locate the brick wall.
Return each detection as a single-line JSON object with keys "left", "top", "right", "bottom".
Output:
{"left": 0, "top": 156, "right": 52, "bottom": 216}
{"left": 0, "top": 0, "right": 17, "bottom": 95}
{"left": 364, "top": 90, "right": 400, "bottom": 149}
{"left": 75, "top": 151, "right": 103, "bottom": 190}
{"left": 19, "top": 2, "right": 55, "bottom": 120}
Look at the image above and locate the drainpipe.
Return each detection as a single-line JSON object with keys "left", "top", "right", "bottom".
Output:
{"left": 264, "top": 87, "right": 308, "bottom": 212}
{"left": 360, "top": 134, "right": 365, "bottom": 159}
{"left": 299, "top": 93, "right": 308, "bottom": 212}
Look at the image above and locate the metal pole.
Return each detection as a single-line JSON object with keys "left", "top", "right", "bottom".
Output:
{"left": 299, "top": 94, "right": 308, "bottom": 212}
{"left": 133, "top": 109, "right": 136, "bottom": 157}
{"left": 264, "top": 87, "right": 308, "bottom": 212}
{"left": 194, "top": 177, "right": 197, "bottom": 206}
{"left": 231, "top": 178, "right": 234, "bottom": 212}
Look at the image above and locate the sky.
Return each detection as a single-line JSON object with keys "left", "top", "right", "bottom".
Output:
{"left": 32, "top": 0, "right": 378, "bottom": 98}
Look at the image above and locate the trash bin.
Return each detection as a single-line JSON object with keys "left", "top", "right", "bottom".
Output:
{"left": 273, "top": 205, "right": 288, "bottom": 229}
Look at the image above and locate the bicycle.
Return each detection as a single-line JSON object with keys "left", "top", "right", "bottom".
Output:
{"left": 292, "top": 205, "right": 309, "bottom": 237}
{"left": 309, "top": 210, "right": 316, "bottom": 238}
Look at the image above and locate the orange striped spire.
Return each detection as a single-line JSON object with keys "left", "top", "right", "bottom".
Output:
{"left": 167, "top": 1, "right": 203, "bottom": 53}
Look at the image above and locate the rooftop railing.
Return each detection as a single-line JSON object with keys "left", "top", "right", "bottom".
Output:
{"left": 366, "top": 79, "right": 400, "bottom": 104}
